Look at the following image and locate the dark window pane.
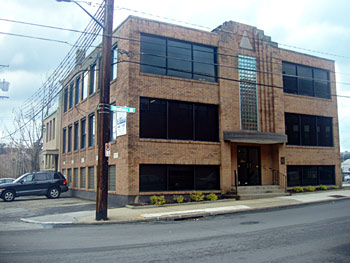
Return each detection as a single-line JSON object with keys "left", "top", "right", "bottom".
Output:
{"left": 314, "top": 69, "right": 330, "bottom": 99}
{"left": 139, "top": 165, "right": 167, "bottom": 191}
{"left": 297, "top": 65, "right": 313, "bottom": 96}
{"left": 195, "top": 166, "right": 220, "bottom": 190}
{"left": 301, "top": 115, "right": 317, "bottom": 146}
{"left": 319, "top": 166, "right": 335, "bottom": 185}
{"left": 317, "top": 117, "right": 333, "bottom": 147}
{"left": 81, "top": 118, "right": 86, "bottom": 149}
{"left": 195, "top": 104, "right": 219, "bottom": 141}
{"left": 287, "top": 166, "right": 302, "bottom": 187}
{"left": 167, "top": 40, "right": 192, "bottom": 79}
{"left": 285, "top": 113, "right": 300, "bottom": 145}
{"left": 302, "top": 166, "right": 318, "bottom": 186}
{"left": 168, "top": 101, "right": 193, "bottom": 140}
{"left": 282, "top": 63, "right": 298, "bottom": 94}
{"left": 64, "top": 87, "right": 68, "bottom": 112}
{"left": 168, "top": 165, "right": 194, "bottom": 190}
{"left": 74, "top": 122, "right": 79, "bottom": 151}
{"left": 62, "top": 128, "right": 67, "bottom": 154}
{"left": 68, "top": 125, "right": 72, "bottom": 152}
{"left": 140, "top": 35, "right": 166, "bottom": 75}
{"left": 193, "top": 45, "right": 216, "bottom": 82}
{"left": 140, "top": 98, "right": 167, "bottom": 139}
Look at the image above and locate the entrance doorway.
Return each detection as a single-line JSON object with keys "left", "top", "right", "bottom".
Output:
{"left": 237, "top": 146, "right": 261, "bottom": 185}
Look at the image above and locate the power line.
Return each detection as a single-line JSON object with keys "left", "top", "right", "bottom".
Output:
{"left": 115, "top": 6, "right": 350, "bottom": 60}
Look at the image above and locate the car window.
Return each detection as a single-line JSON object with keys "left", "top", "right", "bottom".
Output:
{"left": 22, "top": 174, "right": 34, "bottom": 182}
{"left": 0, "top": 179, "right": 4, "bottom": 184}
{"left": 35, "top": 173, "right": 48, "bottom": 181}
{"left": 54, "top": 174, "right": 60, "bottom": 179}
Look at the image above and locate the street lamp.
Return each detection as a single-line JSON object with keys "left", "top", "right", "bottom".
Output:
{"left": 56, "top": 0, "right": 105, "bottom": 29}
{"left": 57, "top": 0, "right": 114, "bottom": 221}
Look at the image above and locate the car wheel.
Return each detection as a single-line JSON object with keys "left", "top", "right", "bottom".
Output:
{"left": 2, "top": 190, "right": 15, "bottom": 202}
{"left": 47, "top": 187, "right": 61, "bottom": 199}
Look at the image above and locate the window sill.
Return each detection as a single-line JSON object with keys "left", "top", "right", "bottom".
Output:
{"left": 139, "top": 138, "right": 220, "bottom": 145}
{"left": 284, "top": 93, "right": 332, "bottom": 101}
{"left": 286, "top": 145, "right": 334, "bottom": 150}
{"left": 139, "top": 72, "right": 219, "bottom": 86}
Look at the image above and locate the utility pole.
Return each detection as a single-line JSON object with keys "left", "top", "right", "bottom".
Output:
{"left": 96, "top": 0, "right": 114, "bottom": 221}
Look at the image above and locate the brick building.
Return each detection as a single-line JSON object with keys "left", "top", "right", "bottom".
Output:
{"left": 60, "top": 16, "right": 341, "bottom": 204}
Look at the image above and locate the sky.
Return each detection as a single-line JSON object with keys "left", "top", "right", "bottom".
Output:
{"left": 0, "top": 0, "right": 349, "bottom": 150}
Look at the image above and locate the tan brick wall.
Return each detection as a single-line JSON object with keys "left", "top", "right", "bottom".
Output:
{"left": 59, "top": 16, "right": 342, "bottom": 202}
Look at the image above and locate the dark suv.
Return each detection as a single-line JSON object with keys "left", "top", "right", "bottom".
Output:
{"left": 0, "top": 171, "right": 68, "bottom": 202}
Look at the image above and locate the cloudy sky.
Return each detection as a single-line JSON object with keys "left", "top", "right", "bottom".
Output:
{"left": 0, "top": 0, "right": 349, "bottom": 150}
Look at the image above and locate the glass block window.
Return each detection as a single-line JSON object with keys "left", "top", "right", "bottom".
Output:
{"left": 88, "top": 166, "right": 94, "bottom": 190}
{"left": 108, "top": 165, "right": 116, "bottom": 191}
{"left": 73, "top": 168, "right": 78, "bottom": 188}
{"left": 67, "top": 168, "right": 72, "bottom": 187}
{"left": 239, "top": 55, "right": 258, "bottom": 130}
{"left": 80, "top": 167, "right": 86, "bottom": 188}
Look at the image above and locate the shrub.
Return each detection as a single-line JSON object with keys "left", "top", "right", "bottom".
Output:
{"left": 294, "top": 186, "right": 304, "bottom": 193}
{"left": 206, "top": 193, "right": 218, "bottom": 201}
{"left": 317, "top": 185, "right": 327, "bottom": 190}
{"left": 305, "top": 185, "right": 316, "bottom": 192}
{"left": 332, "top": 185, "right": 339, "bottom": 189}
{"left": 190, "top": 192, "right": 205, "bottom": 202}
{"left": 173, "top": 195, "right": 184, "bottom": 203}
{"left": 150, "top": 195, "right": 166, "bottom": 205}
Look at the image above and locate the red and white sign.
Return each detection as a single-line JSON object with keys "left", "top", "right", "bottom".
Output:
{"left": 105, "top": 143, "right": 111, "bottom": 157}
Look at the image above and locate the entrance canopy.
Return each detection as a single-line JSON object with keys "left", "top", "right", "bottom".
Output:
{"left": 223, "top": 131, "right": 287, "bottom": 144}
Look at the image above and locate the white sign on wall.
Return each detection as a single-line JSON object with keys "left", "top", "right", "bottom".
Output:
{"left": 117, "top": 111, "right": 127, "bottom": 137}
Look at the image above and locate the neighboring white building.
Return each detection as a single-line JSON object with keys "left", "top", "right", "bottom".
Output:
{"left": 341, "top": 159, "right": 350, "bottom": 174}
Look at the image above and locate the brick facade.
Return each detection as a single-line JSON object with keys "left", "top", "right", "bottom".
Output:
{"left": 60, "top": 16, "right": 341, "bottom": 205}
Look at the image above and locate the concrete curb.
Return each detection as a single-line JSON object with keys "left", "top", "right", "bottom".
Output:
{"left": 19, "top": 196, "right": 350, "bottom": 226}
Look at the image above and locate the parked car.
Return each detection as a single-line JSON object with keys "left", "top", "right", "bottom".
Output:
{"left": 0, "top": 171, "right": 68, "bottom": 202}
{"left": 0, "top": 178, "right": 15, "bottom": 185}
{"left": 344, "top": 174, "right": 350, "bottom": 183}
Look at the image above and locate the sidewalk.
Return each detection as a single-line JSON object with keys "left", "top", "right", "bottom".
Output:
{"left": 21, "top": 188, "right": 350, "bottom": 226}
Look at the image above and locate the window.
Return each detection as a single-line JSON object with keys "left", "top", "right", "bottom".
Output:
{"left": 82, "top": 71, "right": 88, "bottom": 100}
{"left": 112, "top": 46, "right": 118, "bottom": 80}
{"left": 108, "top": 165, "right": 116, "bottom": 191}
{"left": 81, "top": 118, "right": 86, "bottom": 149}
{"left": 63, "top": 86, "right": 68, "bottom": 112}
{"left": 139, "top": 164, "right": 220, "bottom": 192}
{"left": 140, "top": 34, "right": 217, "bottom": 82}
{"left": 49, "top": 120, "right": 52, "bottom": 141}
{"left": 53, "top": 118, "right": 55, "bottom": 140}
{"left": 69, "top": 82, "right": 74, "bottom": 109}
{"left": 88, "top": 166, "right": 94, "bottom": 190}
{"left": 80, "top": 167, "right": 86, "bottom": 188}
{"left": 74, "top": 121, "right": 79, "bottom": 151}
{"left": 68, "top": 125, "right": 72, "bottom": 152}
{"left": 46, "top": 122, "right": 49, "bottom": 142}
{"left": 73, "top": 168, "right": 78, "bottom": 188}
{"left": 239, "top": 55, "right": 258, "bottom": 131}
{"left": 110, "top": 104, "right": 117, "bottom": 141}
{"left": 140, "top": 97, "right": 219, "bottom": 142}
{"left": 285, "top": 113, "right": 333, "bottom": 147}
{"left": 35, "top": 173, "right": 48, "bottom": 181}
{"left": 287, "top": 165, "right": 335, "bottom": 187}
{"left": 75, "top": 77, "right": 80, "bottom": 105}
{"left": 67, "top": 168, "right": 72, "bottom": 187}
{"left": 88, "top": 113, "right": 95, "bottom": 147}
{"left": 90, "top": 64, "right": 97, "bottom": 94}
{"left": 282, "top": 62, "right": 330, "bottom": 99}
{"left": 62, "top": 127, "right": 67, "bottom": 154}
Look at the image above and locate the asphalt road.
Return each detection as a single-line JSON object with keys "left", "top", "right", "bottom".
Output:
{"left": 0, "top": 193, "right": 122, "bottom": 231}
{"left": 0, "top": 199, "right": 349, "bottom": 263}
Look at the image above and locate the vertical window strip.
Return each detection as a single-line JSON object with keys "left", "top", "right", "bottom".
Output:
{"left": 80, "top": 167, "right": 86, "bottom": 188}
{"left": 108, "top": 165, "right": 116, "bottom": 191}
{"left": 73, "top": 168, "right": 78, "bottom": 188}
{"left": 88, "top": 166, "right": 94, "bottom": 190}
{"left": 239, "top": 55, "right": 258, "bottom": 131}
